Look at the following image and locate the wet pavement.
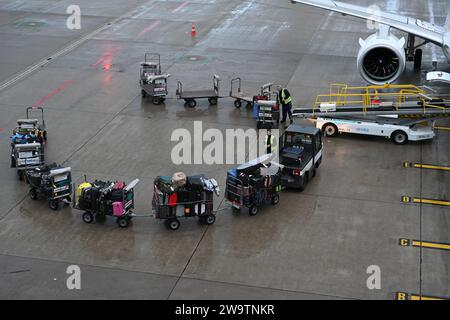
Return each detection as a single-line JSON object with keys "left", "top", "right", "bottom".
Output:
{"left": 0, "top": 0, "right": 448, "bottom": 300}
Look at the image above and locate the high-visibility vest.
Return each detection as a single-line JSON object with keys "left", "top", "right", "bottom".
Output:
{"left": 278, "top": 89, "right": 292, "bottom": 105}
{"left": 266, "top": 135, "right": 276, "bottom": 152}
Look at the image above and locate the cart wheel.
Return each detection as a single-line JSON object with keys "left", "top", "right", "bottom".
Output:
{"left": 205, "top": 215, "right": 216, "bottom": 225}
{"left": 167, "top": 219, "right": 180, "bottom": 231}
{"left": 10, "top": 156, "right": 16, "bottom": 168}
{"left": 271, "top": 194, "right": 280, "bottom": 205}
{"left": 82, "top": 212, "right": 94, "bottom": 224}
{"left": 117, "top": 216, "right": 130, "bottom": 228}
{"left": 17, "top": 171, "right": 23, "bottom": 181}
{"left": 49, "top": 200, "right": 59, "bottom": 211}
{"left": 141, "top": 89, "right": 147, "bottom": 98}
{"left": 152, "top": 96, "right": 162, "bottom": 105}
{"left": 30, "top": 189, "right": 38, "bottom": 201}
{"left": 208, "top": 97, "right": 218, "bottom": 105}
{"left": 234, "top": 100, "right": 242, "bottom": 108}
{"left": 189, "top": 99, "right": 197, "bottom": 108}
{"left": 249, "top": 206, "right": 258, "bottom": 216}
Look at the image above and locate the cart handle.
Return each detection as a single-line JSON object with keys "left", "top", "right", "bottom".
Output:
{"left": 230, "top": 77, "right": 242, "bottom": 96}
{"left": 213, "top": 75, "right": 221, "bottom": 94}
{"left": 176, "top": 80, "right": 183, "bottom": 97}
{"left": 144, "top": 53, "right": 161, "bottom": 66}
{"left": 26, "top": 106, "right": 45, "bottom": 129}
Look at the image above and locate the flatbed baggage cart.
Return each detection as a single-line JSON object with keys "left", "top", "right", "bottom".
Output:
{"left": 176, "top": 75, "right": 221, "bottom": 108}
{"left": 225, "top": 154, "right": 282, "bottom": 216}
{"left": 230, "top": 79, "right": 273, "bottom": 109}
{"left": 73, "top": 178, "right": 140, "bottom": 228}
{"left": 139, "top": 53, "right": 170, "bottom": 105}
{"left": 152, "top": 174, "right": 220, "bottom": 231}
{"left": 26, "top": 164, "right": 72, "bottom": 210}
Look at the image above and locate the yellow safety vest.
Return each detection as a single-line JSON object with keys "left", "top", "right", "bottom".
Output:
{"left": 278, "top": 89, "right": 292, "bottom": 105}
{"left": 266, "top": 135, "right": 277, "bottom": 153}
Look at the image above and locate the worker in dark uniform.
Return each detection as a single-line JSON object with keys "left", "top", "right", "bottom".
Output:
{"left": 265, "top": 129, "right": 275, "bottom": 154}
{"left": 277, "top": 85, "right": 293, "bottom": 125}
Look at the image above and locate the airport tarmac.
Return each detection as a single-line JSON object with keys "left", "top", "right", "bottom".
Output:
{"left": 0, "top": 0, "right": 448, "bottom": 300}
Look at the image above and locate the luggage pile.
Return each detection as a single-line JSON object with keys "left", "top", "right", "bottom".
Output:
{"left": 74, "top": 178, "right": 140, "bottom": 228}
{"left": 226, "top": 154, "right": 282, "bottom": 216}
{"left": 152, "top": 172, "right": 220, "bottom": 231}
{"left": 26, "top": 163, "right": 72, "bottom": 210}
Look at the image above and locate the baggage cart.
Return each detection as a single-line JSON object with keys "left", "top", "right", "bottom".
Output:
{"left": 225, "top": 154, "right": 282, "bottom": 216}
{"left": 139, "top": 53, "right": 170, "bottom": 105}
{"left": 73, "top": 178, "right": 140, "bottom": 228}
{"left": 254, "top": 99, "right": 280, "bottom": 130}
{"left": 26, "top": 164, "right": 72, "bottom": 210}
{"left": 10, "top": 107, "right": 47, "bottom": 180}
{"left": 230, "top": 79, "right": 273, "bottom": 109}
{"left": 176, "top": 75, "right": 221, "bottom": 108}
{"left": 152, "top": 174, "right": 220, "bottom": 231}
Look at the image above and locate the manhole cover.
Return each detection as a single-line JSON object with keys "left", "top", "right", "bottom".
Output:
{"left": 175, "top": 54, "right": 213, "bottom": 64}
{"left": 15, "top": 19, "right": 47, "bottom": 30}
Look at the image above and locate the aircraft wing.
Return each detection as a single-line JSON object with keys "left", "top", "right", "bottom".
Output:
{"left": 291, "top": 0, "right": 445, "bottom": 45}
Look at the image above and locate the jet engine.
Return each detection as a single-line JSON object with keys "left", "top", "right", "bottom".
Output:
{"left": 357, "top": 30, "right": 406, "bottom": 85}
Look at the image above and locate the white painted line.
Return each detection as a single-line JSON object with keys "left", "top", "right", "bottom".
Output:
{"left": 0, "top": 8, "right": 141, "bottom": 92}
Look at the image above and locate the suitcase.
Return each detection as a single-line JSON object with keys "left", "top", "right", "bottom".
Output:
{"left": 112, "top": 201, "right": 124, "bottom": 217}
{"left": 113, "top": 181, "right": 125, "bottom": 190}
{"left": 172, "top": 172, "right": 187, "bottom": 188}
{"left": 186, "top": 175, "right": 206, "bottom": 191}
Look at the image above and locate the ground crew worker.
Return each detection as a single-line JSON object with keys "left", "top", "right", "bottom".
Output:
{"left": 277, "top": 85, "right": 293, "bottom": 124}
{"left": 265, "top": 129, "right": 275, "bottom": 154}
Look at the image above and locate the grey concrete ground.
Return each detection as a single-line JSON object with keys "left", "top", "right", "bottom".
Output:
{"left": 0, "top": 0, "right": 448, "bottom": 300}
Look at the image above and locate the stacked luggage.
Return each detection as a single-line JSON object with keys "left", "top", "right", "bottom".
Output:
{"left": 73, "top": 178, "right": 140, "bottom": 228}
{"left": 26, "top": 163, "right": 72, "bottom": 210}
{"left": 226, "top": 154, "right": 282, "bottom": 216}
{"left": 152, "top": 172, "right": 220, "bottom": 231}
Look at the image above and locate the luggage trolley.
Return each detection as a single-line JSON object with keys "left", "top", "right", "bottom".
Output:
{"left": 230, "top": 79, "right": 273, "bottom": 109}
{"left": 225, "top": 154, "right": 282, "bottom": 216}
{"left": 140, "top": 53, "right": 170, "bottom": 105}
{"left": 10, "top": 107, "right": 48, "bottom": 180}
{"left": 152, "top": 174, "right": 220, "bottom": 231}
{"left": 176, "top": 75, "right": 221, "bottom": 108}
{"left": 26, "top": 163, "right": 72, "bottom": 210}
{"left": 73, "top": 178, "right": 140, "bottom": 228}
{"left": 254, "top": 100, "right": 281, "bottom": 130}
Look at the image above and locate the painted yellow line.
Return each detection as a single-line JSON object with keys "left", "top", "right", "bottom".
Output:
{"left": 434, "top": 126, "right": 450, "bottom": 131}
{"left": 399, "top": 238, "right": 450, "bottom": 251}
{"left": 413, "top": 198, "right": 450, "bottom": 207}
{"left": 402, "top": 196, "right": 450, "bottom": 207}
{"left": 411, "top": 240, "right": 450, "bottom": 251}
{"left": 403, "top": 162, "right": 450, "bottom": 171}
{"left": 396, "top": 291, "right": 447, "bottom": 300}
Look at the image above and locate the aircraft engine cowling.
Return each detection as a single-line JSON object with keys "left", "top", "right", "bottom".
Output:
{"left": 357, "top": 33, "right": 406, "bottom": 85}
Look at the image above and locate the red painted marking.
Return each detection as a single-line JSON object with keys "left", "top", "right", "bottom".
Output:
{"left": 0, "top": 128, "right": 4, "bottom": 133}
{"left": 31, "top": 80, "right": 75, "bottom": 109}
{"left": 90, "top": 46, "right": 122, "bottom": 69}
{"left": 137, "top": 20, "right": 160, "bottom": 38}
{"left": 172, "top": 2, "right": 188, "bottom": 13}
